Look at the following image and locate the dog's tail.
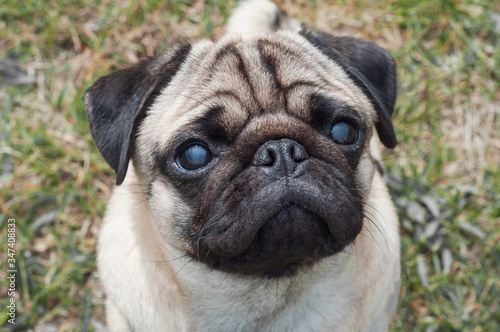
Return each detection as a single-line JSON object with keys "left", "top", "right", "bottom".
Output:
{"left": 226, "top": 0, "right": 300, "bottom": 34}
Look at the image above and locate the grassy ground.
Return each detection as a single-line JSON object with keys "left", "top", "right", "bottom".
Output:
{"left": 0, "top": 0, "right": 498, "bottom": 331}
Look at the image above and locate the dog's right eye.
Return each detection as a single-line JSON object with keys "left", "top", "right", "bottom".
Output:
{"left": 177, "top": 143, "right": 213, "bottom": 170}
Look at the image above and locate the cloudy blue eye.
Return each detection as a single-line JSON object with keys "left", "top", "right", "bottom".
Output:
{"left": 330, "top": 121, "right": 358, "bottom": 145}
{"left": 178, "top": 143, "right": 212, "bottom": 170}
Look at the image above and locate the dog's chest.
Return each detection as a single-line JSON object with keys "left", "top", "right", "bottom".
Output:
{"left": 175, "top": 257, "right": 363, "bottom": 332}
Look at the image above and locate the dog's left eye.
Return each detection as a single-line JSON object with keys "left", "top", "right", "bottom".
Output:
{"left": 330, "top": 121, "right": 358, "bottom": 145}
{"left": 178, "top": 143, "right": 213, "bottom": 170}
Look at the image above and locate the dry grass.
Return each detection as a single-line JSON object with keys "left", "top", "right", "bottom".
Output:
{"left": 0, "top": 0, "right": 498, "bottom": 330}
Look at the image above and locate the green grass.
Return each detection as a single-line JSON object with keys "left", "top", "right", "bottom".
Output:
{"left": 0, "top": 0, "right": 498, "bottom": 330}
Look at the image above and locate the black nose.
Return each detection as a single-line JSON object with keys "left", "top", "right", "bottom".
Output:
{"left": 252, "top": 139, "right": 309, "bottom": 178}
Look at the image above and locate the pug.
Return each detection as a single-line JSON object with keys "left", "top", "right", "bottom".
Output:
{"left": 84, "top": 0, "right": 401, "bottom": 331}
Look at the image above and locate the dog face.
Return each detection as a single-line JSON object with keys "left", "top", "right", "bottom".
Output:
{"left": 84, "top": 27, "right": 397, "bottom": 278}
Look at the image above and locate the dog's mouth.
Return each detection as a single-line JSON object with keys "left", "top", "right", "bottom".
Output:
{"left": 204, "top": 204, "right": 345, "bottom": 277}
{"left": 192, "top": 177, "right": 364, "bottom": 278}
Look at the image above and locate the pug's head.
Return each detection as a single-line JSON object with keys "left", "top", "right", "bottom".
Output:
{"left": 84, "top": 26, "right": 397, "bottom": 278}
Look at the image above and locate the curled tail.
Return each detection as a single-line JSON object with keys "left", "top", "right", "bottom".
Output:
{"left": 226, "top": 0, "right": 300, "bottom": 34}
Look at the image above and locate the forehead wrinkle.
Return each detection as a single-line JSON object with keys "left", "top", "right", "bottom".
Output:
{"left": 235, "top": 42, "right": 284, "bottom": 113}
{"left": 201, "top": 45, "right": 259, "bottom": 112}
{"left": 204, "top": 93, "right": 249, "bottom": 141}
{"left": 160, "top": 48, "right": 255, "bottom": 140}
{"left": 254, "top": 39, "right": 337, "bottom": 122}
{"left": 257, "top": 39, "right": 321, "bottom": 87}
{"left": 255, "top": 40, "right": 350, "bottom": 123}
{"left": 211, "top": 32, "right": 374, "bottom": 115}
{"left": 257, "top": 41, "right": 336, "bottom": 99}
{"left": 265, "top": 31, "right": 375, "bottom": 113}
{"left": 285, "top": 83, "right": 323, "bottom": 121}
{"left": 166, "top": 92, "right": 250, "bottom": 145}
{"left": 269, "top": 43, "right": 374, "bottom": 123}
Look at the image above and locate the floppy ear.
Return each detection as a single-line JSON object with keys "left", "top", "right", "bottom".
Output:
{"left": 84, "top": 43, "right": 192, "bottom": 185}
{"left": 299, "top": 27, "right": 398, "bottom": 148}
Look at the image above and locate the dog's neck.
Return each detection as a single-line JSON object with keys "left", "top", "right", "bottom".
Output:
{"left": 167, "top": 246, "right": 364, "bottom": 331}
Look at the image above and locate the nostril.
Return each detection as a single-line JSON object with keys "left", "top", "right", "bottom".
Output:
{"left": 263, "top": 149, "right": 276, "bottom": 166}
{"left": 291, "top": 144, "right": 308, "bottom": 163}
{"left": 253, "top": 146, "right": 275, "bottom": 166}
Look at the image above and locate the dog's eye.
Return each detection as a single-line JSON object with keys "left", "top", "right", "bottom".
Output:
{"left": 330, "top": 121, "right": 358, "bottom": 145}
{"left": 178, "top": 143, "right": 212, "bottom": 170}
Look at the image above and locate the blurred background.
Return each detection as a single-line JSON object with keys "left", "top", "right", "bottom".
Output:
{"left": 0, "top": 0, "right": 499, "bottom": 330}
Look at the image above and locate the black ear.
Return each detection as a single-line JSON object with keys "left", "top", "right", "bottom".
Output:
{"left": 299, "top": 26, "right": 398, "bottom": 148}
{"left": 83, "top": 43, "right": 192, "bottom": 185}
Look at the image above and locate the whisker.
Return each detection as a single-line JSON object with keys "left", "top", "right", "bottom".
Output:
{"left": 196, "top": 214, "right": 222, "bottom": 261}
{"left": 122, "top": 252, "right": 191, "bottom": 263}
{"left": 360, "top": 215, "right": 383, "bottom": 253}
{"left": 156, "top": 89, "right": 220, "bottom": 111}
{"left": 156, "top": 256, "right": 195, "bottom": 297}
{"left": 354, "top": 199, "right": 390, "bottom": 248}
